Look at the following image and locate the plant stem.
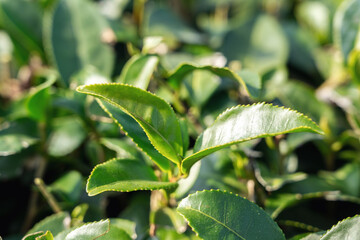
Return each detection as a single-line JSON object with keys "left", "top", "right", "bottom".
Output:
{"left": 34, "top": 178, "right": 62, "bottom": 213}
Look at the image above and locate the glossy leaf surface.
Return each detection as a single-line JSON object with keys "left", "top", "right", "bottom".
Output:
{"left": 321, "top": 215, "right": 360, "bottom": 239}
{"left": 64, "top": 219, "right": 110, "bottom": 240}
{"left": 117, "top": 54, "right": 159, "bottom": 90}
{"left": 98, "top": 100, "right": 170, "bottom": 171}
{"left": 181, "top": 103, "right": 323, "bottom": 174}
{"left": 44, "top": 0, "right": 114, "bottom": 86}
{"left": 177, "top": 190, "right": 285, "bottom": 240}
{"left": 77, "top": 83, "right": 183, "bottom": 164}
{"left": 86, "top": 159, "right": 178, "bottom": 196}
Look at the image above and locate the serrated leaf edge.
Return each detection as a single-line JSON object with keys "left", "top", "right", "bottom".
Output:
{"left": 181, "top": 102, "right": 324, "bottom": 173}
{"left": 77, "top": 83, "right": 183, "bottom": 164}
{"left": 64, "top": 219, "right": 110, "bottom": 239}
{"left": 320, "top": 214, "right": 360, "bottom": 239}
{"left": 176, "top": 189, "right": 285, "bottom": 240}
{"left": 86, "top": 158, "right": 178, "bottom": 196}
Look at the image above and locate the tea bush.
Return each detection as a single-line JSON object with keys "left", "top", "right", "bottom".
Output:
{"left": 0, "top": 0, "right": 360, "bottom": 239}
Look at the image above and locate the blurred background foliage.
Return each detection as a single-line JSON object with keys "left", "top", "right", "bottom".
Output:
{"left": 0, "top": 0, "right": 360, "bottom": 239}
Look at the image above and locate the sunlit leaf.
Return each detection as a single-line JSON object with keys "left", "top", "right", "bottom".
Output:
{"left": 321, "top": 215, "right": 360, "bottom": 239}
{"left": 86, "top": 159, "right": 178, "bottom": 196}
{"left": 181, "top": 103, "right": 323, "bottom": 174}
{"left": 177, "top": 190, "right": 285, "bottom": 240}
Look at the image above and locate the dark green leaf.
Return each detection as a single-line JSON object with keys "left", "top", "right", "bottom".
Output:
{"left": 86, "top": 159, "right": 178, "bottom": 196}
{"left": 0, "top": 134, "right": 37, "bottom": 156}
{"left": 44, "top": 0, "right": 114, "bottom": 86}
{"left": 177, "top": 190, "right": 285, "bottom": 240}
{"left": 50, "top": 171, "right": 83, "bottom": 202}
{"left": 334, "top": 0, "right": 360, "bottom": 63}
{"left": 77, "top": 83, "right": 183, "bottom": 164}
{"left": 181, "top": 103, "right": 324, "bottom": 174}
{"left": 0, "top": 0, "right": 43, "bottom": 61}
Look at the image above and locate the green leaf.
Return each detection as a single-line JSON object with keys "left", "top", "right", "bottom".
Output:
{"left": 44, "top": 0, "right": 114, "bottom": 86}
{"left": 22, "top": 232, "right": 44, "bottom": 240}
{"left": 168, "top": 63, "right": 261, "bottom": 99}
{"left": 177, "top": 190, "right": 285, "bottom": 240}
{"left": 96, "top": 226, "right": 132, "bottom": 240}
{"left": 86, "top": 158, "right": 178, "bottom": 196}
{"left": 289, "top": 232, "right": 323, "bottom": 240}
{"left": 27, "top": 212, "right": 70, "bottom": 236}
{"left": 334, "top": 0, "right": 360, "bottom": 63}
{"left": 64, "top": 219, "right": 110, "bottom": 240}
{"left": 26, "top": 75, "right": 56, "bottom": 122}
{"left": 116, "top": 54, "right": 159, "bottom": 90}
{"left": 321, "top": 215, "right": 360, "bottom": 239}
{"left": 36, "top": 231, "right": 54, "bottom": 240}
{"left": 0, "top": 0, "right": 43, "bottom": 62}
{"left": 98, "top": 101, "right": 170, "bottom": 171}
{"left": 109, "top": 218, "right": 137, "bottom": 239}
{"left": 50, "top": 171, "right": 83, "bottom": 202}
{"left": 181, "top": 103, "right": 324, "bottom": 174}
{"left": 77, "top": 83, "right": 183, "bottom": 164}
{"left": 0, "top": 134, "right": 37, "bottom": 156}
{"left": 47, "top": 116, "right": 86, "bottom": 157}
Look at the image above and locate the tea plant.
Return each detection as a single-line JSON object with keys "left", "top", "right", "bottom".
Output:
{"left": 1, "top": 0, "right": 360, "bottom": 239}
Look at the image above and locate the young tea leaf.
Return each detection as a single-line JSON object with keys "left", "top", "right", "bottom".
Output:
{"left": 177, "top": 190, "right": 285, "bottom": 240}
{"left": 27, "top": 212, "right": 70, "bottom": 236}
{"left": 181, "top": 103, "right": 324, "bottom": 174}
{"left": 86, "top": 159, "right": 178, "bottom": 196}
{"left": 77, "top": 83, "right": 183, "bottom": 164}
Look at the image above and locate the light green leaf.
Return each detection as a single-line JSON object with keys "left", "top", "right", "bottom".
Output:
{"left": 116, "top": 54, "right": 159, "bottom": 90}
{"left": 36, "top": 231, "right": 54, "bottom": 240}
{"left": 27, "top": 212, "right": 70, "bottom": 236}
{"left": 168, "top": 63, "right": 261, "bottom": 99}
{"left": 86, "top": 159, "right": 178, "bottom": 196}
{"left": 181, "top": 103, "right": 324, "bottom": 174}
{"left": 334, "top": 0, "right": 360, "bottom": 63}
{"left": 64, "top": 219, "right": 110, "bottom": 240}
{"left": 177, "top": 190, "right": 285, "bottom": 240}
{"left": 44, "top": 0, "right": 114, "bottom": 86}
{"left": 96, "top": 226, "right": 132, "bottom": 240}
{"left": 100, "top": 138, "right": 143, "bottom": 159}
{"left": 47, "top": 116, "right": 86, "bottom": 157}
{"left": 98, "top": 100, "right": 170, "bottom": 171}
{"left": 77, "top": 83, "right": 183, "bottom": 164}
{"left": 26, "top": 75, "right": 56, "bottom": 122}
{"left": 289, "top": 232, "right": 323, "bottom": 240}
{"left": 321, "top": 215, "right": 360, "bottom": 239}
{"left": 0, "top": 134, "right": 37, "bottom": 156}
{"left": 109, "top": 218, "right": 137, "bottom": 239}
